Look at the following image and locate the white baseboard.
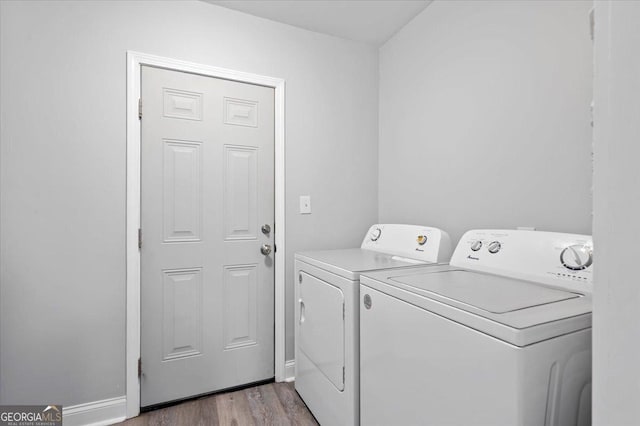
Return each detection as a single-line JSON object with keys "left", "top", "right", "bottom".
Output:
{"left": 63, "top": 396, "right": 126, "bottom": 426}
{"left": 284, "top": 359, "right": 295, "bottom": 382}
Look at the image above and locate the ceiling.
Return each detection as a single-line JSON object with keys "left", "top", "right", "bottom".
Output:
{"left": 204, "top": 0, "right": 432, "bottom": 46}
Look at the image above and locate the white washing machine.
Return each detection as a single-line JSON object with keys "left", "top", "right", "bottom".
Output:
{"left": 294, "top": 224, "right": 451, "bottom": 426}
{"left": 360, "top": 229, "right": 593, "bottom": 426}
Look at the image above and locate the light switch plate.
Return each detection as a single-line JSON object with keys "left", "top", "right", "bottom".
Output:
{"left": 299, "top": 195, "right": 311, "bottom": 214}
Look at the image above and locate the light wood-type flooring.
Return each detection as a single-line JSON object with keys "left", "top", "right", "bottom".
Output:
{"left": 117, "top": 382, "right": 318, "bottom": 426}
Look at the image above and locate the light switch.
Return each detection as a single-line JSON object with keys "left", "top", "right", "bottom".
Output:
{"left": 299, "top": 195, "right": 311, "bottom": 214}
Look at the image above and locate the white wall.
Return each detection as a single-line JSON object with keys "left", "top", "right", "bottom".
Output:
{"left": 378, "top": 0, "right": 593, "bottom": 244}
{"left": 593, "top": 1, "right": 640, "bottom": 424}
{"left": 0, "top": 0, "right": 378, "bottom": 406}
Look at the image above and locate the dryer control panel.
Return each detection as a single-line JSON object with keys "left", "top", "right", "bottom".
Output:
{"left": 451, "top": 229, "right": 593, "bottom": 293}
{"left": 361, "top": 224, "right": 452, "bottom": 264}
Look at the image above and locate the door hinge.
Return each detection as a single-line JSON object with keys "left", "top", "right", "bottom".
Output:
{"left": 138, "top": 98, "right": 143, "bottom": 120}
{"left": 138, "top": 228, "right": 142, "bottom": 250}
{"left": 138, "top": 357, "right": 142, "bottom": 378}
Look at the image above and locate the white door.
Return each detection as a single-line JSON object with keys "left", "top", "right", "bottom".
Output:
{"left": 298, "top": 271, "right": 345, "bottom": 391}
{"left": 140, "top": 65, "right": 275, "bottom": 407}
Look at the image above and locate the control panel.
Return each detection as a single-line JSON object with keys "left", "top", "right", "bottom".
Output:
{"left": 361, "top": 224, "right": 452, "bottom": 264}
{"left": 450, "top": 229, "right": 593, "bottom": 293}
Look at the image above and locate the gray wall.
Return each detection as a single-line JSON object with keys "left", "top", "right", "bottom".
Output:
{"left": 593, "top": 1, "right": 640, "bottom": 424}
{"left": 0, "top": 1, "right": 378, "bottom": 405}
{"left": 378, "top": 0, "right": 593, "bottom": 245}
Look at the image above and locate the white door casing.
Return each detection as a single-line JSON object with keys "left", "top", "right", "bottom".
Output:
{"left": 140, "top": 66, "right": 274, "bottom": 406}
{"left": 126, "top": 51, "right": 285, "bottom": 418}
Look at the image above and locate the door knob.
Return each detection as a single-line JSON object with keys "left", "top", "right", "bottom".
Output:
{"left": 261, "top": 244, "right": 272, "bottom": 256}
{"left": 261, "top": 224, "right": 271, "bottom": 235}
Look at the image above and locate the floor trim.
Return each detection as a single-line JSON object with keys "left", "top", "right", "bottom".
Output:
{"left": 285, "top": 359, "right": 296, "bottom": 382}
{"left": 63, "top": 396, "right": 127, "bottom": 426}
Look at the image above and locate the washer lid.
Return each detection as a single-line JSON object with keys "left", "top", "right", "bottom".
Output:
{"left": 392, "top": 270, "right": 580, "bottom": 314}
{"left": 361, "top": 265, "right": 592, "bottom": 347}
{"left": 295, "top": 248, "right": 428, "bottom": 280}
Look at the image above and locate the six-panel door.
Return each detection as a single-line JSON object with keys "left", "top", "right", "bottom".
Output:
{"left": 140, "top": 66, "right": 275, "bottom": 407}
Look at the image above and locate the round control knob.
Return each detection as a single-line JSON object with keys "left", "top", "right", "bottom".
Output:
{"left": 417, "top": 235, "right": 428, "bottom": 245}
{"left": 470, "top": 241, "right": 483, "bottom": 251}
{"left": 560, "top": 244, "right": 593, "bottom": 271}
{"left": 363, "top": 294, "right": 372, "bottom": 310}
{"left": 370, "top": 227, "right": 382, "bottom": 241}
{"left": 487, "top": 241, "right": 501, "bottom": 254}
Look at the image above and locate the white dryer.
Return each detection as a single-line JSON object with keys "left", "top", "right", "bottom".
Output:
{"left": 360, "top": 229, "right": 593, "bottom": 426}
{"left": 294, "top": 224, "right": 451, "bottom": 426}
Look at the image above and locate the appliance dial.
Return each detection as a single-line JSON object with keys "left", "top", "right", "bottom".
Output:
{"left": 487, "top": 241, "right": 501, "bottom": 254}
{"left": 364, "top": 294, "right": 372, "bottom": 310}
{"left": 370, "top": 227, "right": 382, "bottom": 241}
{"left": 470, "top": 241, "right": 483, "bottom": 251}
{"left": 417, "top": 235, "right": 428, "bottom": 245}
{"left": 560, "top": 244, "right": 593, "bottom": 271}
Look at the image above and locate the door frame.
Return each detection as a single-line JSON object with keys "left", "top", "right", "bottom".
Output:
{"left": 125, "top": 51, "right": 286, "bottom": 419}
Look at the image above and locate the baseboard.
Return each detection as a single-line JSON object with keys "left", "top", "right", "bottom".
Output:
{"left": 284, "top": 359, "right": 295, "bottom": 382}
{"left": 63, "top": 396, "right": 127, "bottom": 426}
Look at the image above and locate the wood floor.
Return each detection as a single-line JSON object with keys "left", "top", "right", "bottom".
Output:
{"left": 117, "top": 382, "right": 318, "bottom": 426}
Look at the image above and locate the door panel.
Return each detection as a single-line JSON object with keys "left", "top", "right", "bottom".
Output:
{"left": 163, "top": 88, "right": 203, "bottom": 121}
{"left": 162, "top": 140, "right": 202, "bottom": 242}
{"left": 223, "top": 264, "right": 258, "bottom": 350}
{"left": 140, "top": 66, "right": 275, "bottom": 407}
{"left": 162, "top": 268, "right": 203, "bottom": 361}
{"left": 299, "top": 272, "right": 345, "bottom": 391}
{"left": 223, "top": 145, "right": 258, "bottom": 240}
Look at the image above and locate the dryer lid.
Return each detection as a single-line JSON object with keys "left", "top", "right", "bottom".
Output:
{"left": 391, "top": 270, "right": 580, "bottom": 314}
{"left": 296, "top": 248, "right": 429, "bottom": 280}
